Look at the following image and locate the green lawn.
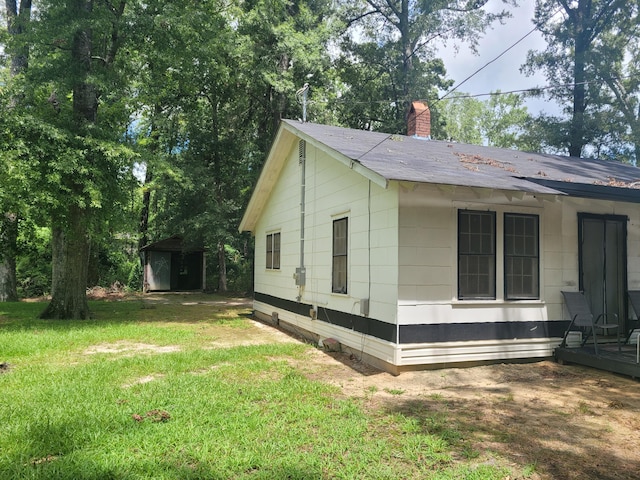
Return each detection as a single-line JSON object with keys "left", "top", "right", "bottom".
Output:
{"left": 0, "top": 296, "right": 517, "bottom": 479}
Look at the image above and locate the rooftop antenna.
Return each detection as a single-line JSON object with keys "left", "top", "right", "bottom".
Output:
{"left": 296, "top": 83, "right": 310, "bottom": 122}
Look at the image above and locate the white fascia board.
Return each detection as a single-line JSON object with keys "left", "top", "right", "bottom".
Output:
{"left": 239, "top": 126, "right": 296, "bottom": 233}
{"left": 282, "top": 122, "right": 389, "bottom": 189}
{"left": 240, "top": 121, "right": 390, "bottom": 233}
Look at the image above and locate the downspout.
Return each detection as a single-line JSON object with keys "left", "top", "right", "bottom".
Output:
{"left": 295, "top": 84, "right": 309, "bottom": 301}
{"left": 296, "top": 139, "right": 306, "bottom": 301}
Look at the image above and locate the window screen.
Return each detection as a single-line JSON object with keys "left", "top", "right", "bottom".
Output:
{"left": 458, "top": 210, "right": 496, "bottom": 299}
{"left": 504, "top": 213, "right": 539, "bottom": 299}
{"left": 332, "top": 218, "right": 348, "bottom": 293}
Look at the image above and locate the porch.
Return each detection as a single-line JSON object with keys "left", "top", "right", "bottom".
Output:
{"left": 554, "top": 342, "right": 640, "bottom": 379}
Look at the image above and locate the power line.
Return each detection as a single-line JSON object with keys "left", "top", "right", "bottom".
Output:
{"left": 437, "top": 27, "right": 540, "bottom": 103}
{"left": 310, "top": 77, "right": 614, "bottom": 107}
{"left": 349, "top": 7, "right": 565, "bottom": 157}
{"left": 441, "top": 78, "right": 627, "bottom": 101}
{"left": 437, "top": 7, "right": 564, "bottom": 104}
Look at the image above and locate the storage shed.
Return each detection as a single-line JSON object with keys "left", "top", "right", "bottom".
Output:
{"left": 140, "top": 236, "right": 206, "bottom": 292}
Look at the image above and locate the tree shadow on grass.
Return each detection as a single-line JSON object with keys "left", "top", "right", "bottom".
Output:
{"left": 382, "top": 367, "right": 640, "bottom": 480}
{"left": 0, "top": 298, "right": 253, "bottom": 333}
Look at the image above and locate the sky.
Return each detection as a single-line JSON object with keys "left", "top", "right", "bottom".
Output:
{"left": 437, "top": 1, "right": 561, "bottom": 117}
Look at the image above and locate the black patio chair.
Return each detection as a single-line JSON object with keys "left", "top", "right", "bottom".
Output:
{"left": 625, "top": 290, "right": 640, "bottom": 344}
{"left": 560, "top": 291, "right": 621, "bottom": 355}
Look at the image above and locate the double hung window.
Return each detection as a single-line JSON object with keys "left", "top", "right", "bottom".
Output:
{"left": 332, "top": 218, "right": 348, "bottom": 293}
{"left": 458, "top": 210, "right": 496, "bottom": 299}
{"left": 458, "top": 210, "right": 539, "bottom": 300}
{"left": 266, "top": 232, "right": 281, "bottom": 270}
{"left": 504, "top": 213, "right": 539, "bottom": 299}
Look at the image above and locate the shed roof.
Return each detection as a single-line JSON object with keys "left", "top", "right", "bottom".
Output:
{"left": 240, "top": 119, "right": 640, "bottom": 232}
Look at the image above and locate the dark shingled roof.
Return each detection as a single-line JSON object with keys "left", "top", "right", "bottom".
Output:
{"left": 283, "top": 119, "right": 640, "bottom": 201}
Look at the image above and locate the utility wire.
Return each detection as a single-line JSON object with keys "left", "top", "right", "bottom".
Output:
{"left": 436, "top": 9, "right": 561, "bottom": 103}
{"left": 352, "top": 7, "right": 564, "bottom": 159}
{"left": 306, "top": 74, "right": 626, "bottom": 106}
{"left": 437, "top": 32, "right": 538, "bottom": 103}
{"left": 443, "top": 76, "right": 630, "bottom": 100}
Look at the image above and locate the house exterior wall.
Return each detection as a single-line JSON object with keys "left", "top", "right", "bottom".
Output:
{"left": 247, "top": 124, "right": 640, "bottom": 373}
{"left": 253, "top": 140, "right": 400, "bottom": 366}
{"left": 395, "top": 183, "right": 640, "bottom": 367}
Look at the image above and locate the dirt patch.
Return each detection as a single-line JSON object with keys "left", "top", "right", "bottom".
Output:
{"left": 83, "top": 341, "right": 181, "bottom": 356}
{"left": 293, "top": 348, "right": 640, "bottom": 480}
{"left": 87, "top": 284, "right": 127, "bottom": 300}
{"left": 205, "top": 319, "right": 300, "bottom": 349}
{"left": 139, "top": 292, "right": 253, "bottom": 308}
{"left": 122, "top": 374, "right": 165, "bottom": 388}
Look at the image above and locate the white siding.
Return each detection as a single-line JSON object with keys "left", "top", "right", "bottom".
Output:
{"left": 397, "top": 184, "right": 549, "bottom": 326}
{"left": 394, "top": 184, "right": 640, "bottom": 366}
{"left": 398, "top": 339, "right": 556, "bottom": 366}
{"left": 304, "top": 143, "right": 398, "bottom": 320}
{"left": 251, "top": 135, "right": 640, "bottom": 370}
{"left": 253, "top": 143, "right": 302, "bottom": 299}
{"left": 253, "top": 140, "right": 400, "bottom": 353}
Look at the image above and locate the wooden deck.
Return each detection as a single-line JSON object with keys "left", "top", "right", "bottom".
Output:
{"left": 554, "top": 342, "right": 640, "bottom": 378}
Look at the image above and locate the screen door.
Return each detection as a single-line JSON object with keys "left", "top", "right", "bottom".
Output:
{"left": 579, "top": 213, "right": 627, "bottom": 331}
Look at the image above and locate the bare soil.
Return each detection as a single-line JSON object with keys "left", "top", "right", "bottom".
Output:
{"left": 93, "top": 292, "right": 640, "bottom": 479}
{"left": 294, "top": 343, "right": 640, "bottom": 480}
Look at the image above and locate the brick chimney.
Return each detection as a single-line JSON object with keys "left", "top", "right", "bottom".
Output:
{"left": 407, "top": 101, "right": 431, "bottom": 139}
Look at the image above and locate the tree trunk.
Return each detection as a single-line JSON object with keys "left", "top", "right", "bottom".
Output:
{"left": 40, "top": 0, "right": 95, "bottom": 319}
{"left": 0, "top": 214, "right": 18, "bottom": 302}
{"left": 138, "top": 168, "right": 153, "bottom": 265}
{"left": 218, "top": 241, "right": 227, "bottom": 292}
{"left": 40, "top": 207, "right": 91, "bottom": 319}
{"left": 1, "top": 0, "right": 32, "bottom": 302}
{"left": 245, "top": 238, "right": 254, "bottom": 294}
{"left": 6, "top": 0, "right": 32, "bottom": 75}
{"left": 569, "top": 29, "right": 588, "bottom": 158}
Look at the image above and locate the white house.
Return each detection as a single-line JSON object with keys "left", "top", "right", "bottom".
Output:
{"left": 239, "top": 102, "right": 640, "bottom": 374}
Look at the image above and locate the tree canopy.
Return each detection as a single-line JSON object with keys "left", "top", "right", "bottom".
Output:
{"left": 523, "top": 0, "right": 640, "bottom": 159}
{"left": 2, "top": 0, "right": 640, "bottom": 314}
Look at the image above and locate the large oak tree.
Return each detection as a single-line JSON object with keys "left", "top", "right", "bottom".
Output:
{"left": 1, "top": 0, "right": 136, "bottom": 318}
{"left": 523, "top": 0, "right": 640, "bottom": 158}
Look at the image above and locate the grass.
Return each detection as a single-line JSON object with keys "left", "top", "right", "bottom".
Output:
{"left": 0, "top": 295, "right": 518, "bottom": 479}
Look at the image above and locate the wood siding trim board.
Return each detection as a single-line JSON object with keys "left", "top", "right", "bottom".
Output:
{"left": 254, "top": 292, "right": 568, "bottom": 345}
{"left": 399, "top": 320, "right": 568, "bottom": 343}
{"left": 254, "top": 292, "right": 397, "bottom": 342}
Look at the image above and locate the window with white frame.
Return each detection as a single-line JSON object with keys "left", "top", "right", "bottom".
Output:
{"left": 458, "top": 210, "right": 496, "bottom": 300}
{"left": 504, "top": 213, "right": 539, "bottom": 299}
{"left": 266, "top": 232, "right": 280, "bottom": 270}
{"left": 332, "top": 218, "right": 348, "bottom": 293}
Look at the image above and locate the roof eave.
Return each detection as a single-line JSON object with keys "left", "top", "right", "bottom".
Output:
{"left": 282, "top": 120, "right": 389, "bottom": 189}
{"left": 525, "top": 178, "right": 640, "bottom": 204}
{"left": 239, "top": 121, "right": 389, "bottom": 233}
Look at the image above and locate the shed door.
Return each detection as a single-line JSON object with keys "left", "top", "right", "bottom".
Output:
{"left": 579, "top": 214, "right": 627, "bottom": 331}
{"left": 147, "top": 251, "right": 172, "bottom": 291}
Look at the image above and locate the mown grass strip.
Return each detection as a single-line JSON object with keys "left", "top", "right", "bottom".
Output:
{"left": 0, "top": 297, "right": 516, "bottom": 479}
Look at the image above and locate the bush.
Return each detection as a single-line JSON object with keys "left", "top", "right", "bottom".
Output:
{"left": 16, "top": 226, "right": 52, "bottom": 298}
{"left": 88, "top": 236, "right": 140, "bottom": 290}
